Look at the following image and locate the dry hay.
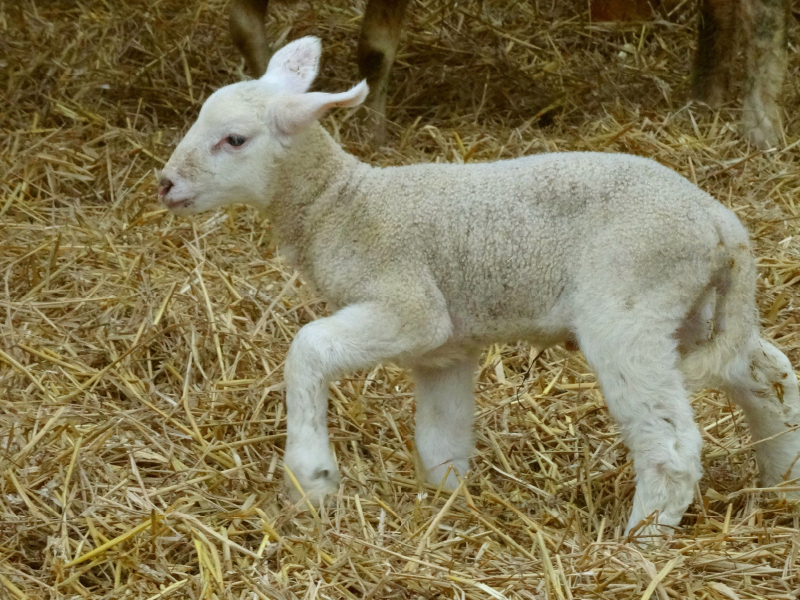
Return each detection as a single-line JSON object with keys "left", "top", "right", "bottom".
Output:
{"left": 2, "top": 0, "right": 800, "bottom": 598}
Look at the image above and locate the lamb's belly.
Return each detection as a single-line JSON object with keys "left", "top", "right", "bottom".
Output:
{"left": 407, "top": 320, "right": 570, "bottom": 370}
{"left": 436, "top": 256, "right": 568, "bottom": 325}
{"left": 449, "top": 310, "right": 571, "bottom": 349}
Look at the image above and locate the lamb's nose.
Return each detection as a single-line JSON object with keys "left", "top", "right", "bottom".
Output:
{"left": 158, "top": 177, "right": 173, "bottom": 197}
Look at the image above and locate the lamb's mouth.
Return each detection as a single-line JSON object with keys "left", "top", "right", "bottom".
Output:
{"left": 162, "top": 197, "right": 195, "bottom": 211}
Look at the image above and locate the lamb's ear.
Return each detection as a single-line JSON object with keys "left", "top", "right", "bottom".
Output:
{"left": 269, "top": 80, "right": 369, "bottom": 136}
{"left": 260, "top": 36, "right": 321, "bottom": 93}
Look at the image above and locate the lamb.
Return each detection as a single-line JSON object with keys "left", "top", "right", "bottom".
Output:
{"left": 159, "top": 36, "right": 800, "bottom": 536}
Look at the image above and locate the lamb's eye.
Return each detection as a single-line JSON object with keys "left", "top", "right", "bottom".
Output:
{"left": 226, "top": 135, "right": 247, "bottom": 147}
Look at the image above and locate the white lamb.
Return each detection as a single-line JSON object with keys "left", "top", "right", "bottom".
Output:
{"left": 158, "top": 36, "right": 800, "bottom": 535}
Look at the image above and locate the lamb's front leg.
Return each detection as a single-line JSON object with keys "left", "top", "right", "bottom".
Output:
{"left": 283, "top": 301, "right": 451, "bottom": 503}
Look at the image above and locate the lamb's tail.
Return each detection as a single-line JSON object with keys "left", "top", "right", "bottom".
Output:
{"left": 678, "top": 221, "right": 759, "bottom": 390}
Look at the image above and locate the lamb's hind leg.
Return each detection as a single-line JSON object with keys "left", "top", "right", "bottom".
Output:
{"left": 413, "top": 354, "right": 478, "bottom": 489}
{"left": 722, "top": 338, "right": 800, "bottom": 492}
{"left": 576, "top": 314, "right": 703, "bottom": 536}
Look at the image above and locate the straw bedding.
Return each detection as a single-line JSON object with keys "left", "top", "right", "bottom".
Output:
{"left": 2, "top": 0, "right": 800, "bottom": 598}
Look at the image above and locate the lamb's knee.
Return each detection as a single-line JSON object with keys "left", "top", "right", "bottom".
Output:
{"left": 723, "top": 340, "right": 800, "bottom": 489}
{"left": 747, "top": 342, "right": 800, "bottom": 433}
{"left": 285, "top": 321, "right": 343, "bottom": 384}
{"left": 417, "top": 411, "right": 471, "bottom": 490}
{"left": 759, "top": 340, "right": 796, "bottom": 376}
{"left": 631, "top": 414, "right": 703, "bottom": 474}
{"left": 416, "top": 424, "right": 472, "bottom": 481}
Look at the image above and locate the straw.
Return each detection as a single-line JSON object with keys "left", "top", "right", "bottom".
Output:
{"left": 1, "top": 0, "right": 799, "bottom": 598}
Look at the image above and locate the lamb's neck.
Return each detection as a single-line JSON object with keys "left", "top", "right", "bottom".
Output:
{"left": 267, "top": 124, "right": 365, "bottom": 259}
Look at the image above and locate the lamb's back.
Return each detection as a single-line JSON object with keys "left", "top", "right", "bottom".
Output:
{"left": 313, "top": 151, "right": 744, "bottom": 341}
{"left": 369, "top": 151, "right": 725, "bottom": 283}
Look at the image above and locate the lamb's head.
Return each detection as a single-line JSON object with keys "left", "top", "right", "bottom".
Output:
{"left": 158, "top": 36, "right": 368, "bottom": 215}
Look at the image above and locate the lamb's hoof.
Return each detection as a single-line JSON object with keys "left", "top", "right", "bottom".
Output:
{"left": 625, "top": 522, "right": 675, "bottom": 548}
{"left": 767, "top": 481, "right": 800, "bottom": 502}
{"left": 283, "top": 465, "right": 340, "bottom": 505}
{"left": 425, "top": 461, "right": 468, "bottom": 491}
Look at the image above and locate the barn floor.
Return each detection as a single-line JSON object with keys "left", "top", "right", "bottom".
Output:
{"left": 2, "top": 0, "right": 800, "bottom": 598}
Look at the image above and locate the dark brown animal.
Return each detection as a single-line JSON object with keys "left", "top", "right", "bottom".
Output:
{"left": 230, "top": 0, "right": 409, "bottom": 143}
{"left": 230, "top": 0, "right": 789, "bottom": 148}
{"left": 692, "top": 0, "right": 788, "bottom": 148}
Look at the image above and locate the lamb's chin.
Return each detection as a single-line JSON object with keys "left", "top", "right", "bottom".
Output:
{"left": 165, "top": 196, "right": 217, "bottom": 216}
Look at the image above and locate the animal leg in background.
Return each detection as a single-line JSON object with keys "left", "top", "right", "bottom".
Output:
{"left": 692, "top": 0, "right": 739, "bottom": 107}
{"left": 230, "top": 0, "right": 270, "bottom": 76}
{"left": 741, "top": 0, "right": 789, "bottom": 148}
{"left": 357, "top": 0, "right": 410, "bottom": 143}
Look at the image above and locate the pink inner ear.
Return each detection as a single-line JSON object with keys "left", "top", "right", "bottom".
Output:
{"left": 263, "top": 37, "right": 321, "bottom": 94}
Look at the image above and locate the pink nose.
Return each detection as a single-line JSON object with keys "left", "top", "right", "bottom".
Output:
{"left": 158, "top": 177, "right": 173, "bottom": 197}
